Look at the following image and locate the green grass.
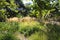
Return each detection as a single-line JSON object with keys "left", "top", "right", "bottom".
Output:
{"left": 0, "top": 22, "right": 20, "bottom": 40}
{"left": 0, "top": 21, "right": 60, "bottom": 40}
{"left": 0, "top": 22, "right": 19, "bottom": 33}
{"left": 0, "top": 33, "right": 19, "bottom": 40}
{"left": 18, "top": 21, "right": 47, "bottom": 37}
{"left": 28, "top": 32, "right": 48, "bottom": 40}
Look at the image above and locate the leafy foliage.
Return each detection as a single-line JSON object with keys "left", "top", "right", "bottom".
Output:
{"left": 0, "top": 33, "right": 19, "bottom": 40}
{"left": 0, "top": 0, "right": 60, "bottom": 40}
{"left": 0, "top": 22, "right": 20, "bottom": 40}
{"left": 19, "top": 21, "right": 47, "bottom": 37}
{"left": 0, "top": 22, "right": 19, "bottom": 33}
{"left": 30, "top": 0, "right": 60, "bottom": 20}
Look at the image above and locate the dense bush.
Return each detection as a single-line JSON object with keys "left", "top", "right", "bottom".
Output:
{"left": 0, "top": 21, "right": 60, "bottom": 40}
{"left": 19, "top": 21, "right": 47, "bottom": 37}
{"left": 0, "top": 22, "right": 19, "bottom": 33}
{"left": 0, "top": 22, "right": 20, "bottom": 40}
{"left": 0, "top": 0, "right": 60, "bottom": 40}
{"left": 0, "top": 33, "right": 19, "bottom": 40}
{"left": 47, "top": 24, "right": 60, "bottom": 40}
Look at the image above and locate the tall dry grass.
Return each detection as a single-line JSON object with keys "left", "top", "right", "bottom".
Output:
{"left": 6, "top": 16, "right": 37, "bottom": 22}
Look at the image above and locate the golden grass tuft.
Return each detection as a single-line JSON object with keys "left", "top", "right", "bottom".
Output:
{"left": 6, "top": 16, "right": 37, "bottom": 23}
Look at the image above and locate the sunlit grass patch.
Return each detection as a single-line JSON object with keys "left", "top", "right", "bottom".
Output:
{"left": 28, "top": 32, "right": 48, "bottom": 40}
{"left": 19, "top": 21, "right": 47, "bottom": 37}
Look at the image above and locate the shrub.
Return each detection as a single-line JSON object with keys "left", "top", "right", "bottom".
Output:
{"left": 8, "top": 22, "right": 19, "bottom": 33}
{"left": 0, "top": 22, "right": 20, "bottom": 40}
{"left": 0, "top": 33, "right": 19, "bottom": 40}
{"left": 19, "top": 21, "right": 47, "bottom": 37}
{"left": 0, "top": 10, "right": 7, "bottom": 22}
{"left": 47, "top": 24, "right": 60, "bottom": 40}
{"left": 0, "top": 22, "right": 19, "bottom": 33}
